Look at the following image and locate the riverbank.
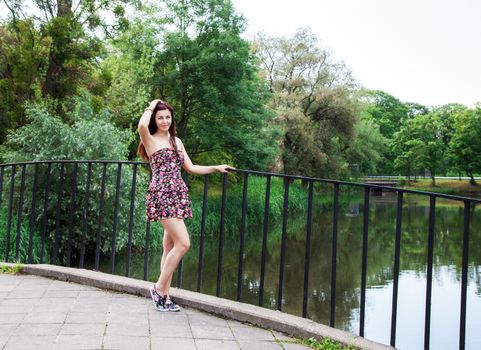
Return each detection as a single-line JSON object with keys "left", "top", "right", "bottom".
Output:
{"left": 401, "top": 179, "right": 481, "bottom": 198}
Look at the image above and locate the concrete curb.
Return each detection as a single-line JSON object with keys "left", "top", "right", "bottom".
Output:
{"left": 1, "top": 262, "right": 394, "bottom": 350}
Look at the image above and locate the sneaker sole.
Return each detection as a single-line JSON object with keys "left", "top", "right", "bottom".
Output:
{"left": 149, "top": 286, "right": 160, "bottom": 308}
{"left": 154, "top": 305, "right": 171, "bottom": 312}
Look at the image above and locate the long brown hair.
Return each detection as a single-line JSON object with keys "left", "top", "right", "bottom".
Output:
{"left": 136, "top": 101, "right": 178, "bottom": 162}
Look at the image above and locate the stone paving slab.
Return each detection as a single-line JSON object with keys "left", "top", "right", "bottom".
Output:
{"left": 0, "top": 273, "right": 312, "bottom": 350}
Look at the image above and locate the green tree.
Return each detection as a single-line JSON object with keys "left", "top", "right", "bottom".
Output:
{"left": 344, "top": 117, "right": 388, "bottom": 176}
{"left": 252, "top": 28, "right": 357, "bottom": 178}
{"left": 359, "top": 90, "right": 431, "bottom": 175}
{"left": 393, "top": 113, "right": 444, "bottom": 185}
{"left": 0, "top": 19, "right": 50, "bottom": 146}
{"left": 448, "top": 106, "right": 481, "bottom": 184}
{"left": 103, "top": 0, "right": 278, "bottom": 169}
{"left": 103, "top": 18, "right": 160, "bottom": 130}
{"left": 2, "top": 0, "right": 135, "bottom": 100}
{"left": 0, "top": 0, "right": 137, "bottom": 152}
{"left": 392, "top": 125, "right": 423, "bottom": 181}
{"left": 157, "top": 0, "right": 277, "bottom": 170}
{"left": 362, "top": 90, "right": 410, "bottom": 139}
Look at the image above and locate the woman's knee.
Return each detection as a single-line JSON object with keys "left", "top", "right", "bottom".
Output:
{"left": 163, "top": 243, "right": 174, "bottom": 254}
{"left": 162, "top": 230, "right": 174, "bottom": 251}
{"left": 178, "top": 238, "right": 190, "bottom": 254}
{"left": 163, "top": 239, "right": 174, "bottom": 252}
{"left": 162, "top": 218, "right": 190, "bottom": 253}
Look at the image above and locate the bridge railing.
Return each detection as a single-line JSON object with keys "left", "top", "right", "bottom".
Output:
{"left": 1, "top": 159, "right": 480, "bottom": 349}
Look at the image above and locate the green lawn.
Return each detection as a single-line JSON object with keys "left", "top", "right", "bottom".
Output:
{"left": 403, "top": 179, "right": 481, "bottom": 197}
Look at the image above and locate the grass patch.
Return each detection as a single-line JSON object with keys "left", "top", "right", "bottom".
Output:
{"left": 298, "top": 337, "right": 359, "bottom": 350}
{"left": 402, "top": 179, "right": 481, "bottom": 197}
{"left": 0, "top": 263, "right": 23, "bottom": 274}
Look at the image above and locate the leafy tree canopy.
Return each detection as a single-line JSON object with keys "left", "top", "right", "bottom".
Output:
{"left": 252, "top": 28, "right": 358, "bottom": 178}
{"left": 448, "top": 105, "right": 481, "bottom": 184}
{"left": 104, "top": 0, "right": 278, "bottom": 170}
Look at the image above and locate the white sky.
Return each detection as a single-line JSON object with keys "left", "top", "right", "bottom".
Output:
{"left": 232, "top": 0, "right": 481, "bottom": 107}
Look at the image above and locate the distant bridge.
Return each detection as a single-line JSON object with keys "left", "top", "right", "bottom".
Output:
{"left": 362, "top": 180, "right": 398, "bottom": 195}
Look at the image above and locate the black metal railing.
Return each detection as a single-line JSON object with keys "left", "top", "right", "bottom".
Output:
{"left": 1, "top": 159, "right": 480, "bottom": 350}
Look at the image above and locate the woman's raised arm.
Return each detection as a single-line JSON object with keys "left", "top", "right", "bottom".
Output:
{"left": 138, "top": 99, "right": 162, "bottom": 149}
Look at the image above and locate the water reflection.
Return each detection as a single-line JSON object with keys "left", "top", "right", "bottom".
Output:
{"left": 89, "top": 192, "right": 481, "bottom": 349}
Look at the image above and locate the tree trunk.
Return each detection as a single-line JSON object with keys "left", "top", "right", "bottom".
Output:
{"left": 467, "top": 171, "right": 476, "bottom": 185}
{"left": 42, "top": 54, "right": 63, "bottom": 98}
{"left": 42, "top": 0, "right": 72, "bottom": 99}
{"left": 57, "top": 0, "right": 72, "bottom": 16}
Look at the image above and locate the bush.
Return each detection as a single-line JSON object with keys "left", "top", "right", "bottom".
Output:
{"left": 185, "top": 175, "right": 313, "bottom": 238}
{"left": 1, "top": 91, "right": 153, "bottom": 263}
{"left": 0, "top": 207, "right": 46, "bottom": 263}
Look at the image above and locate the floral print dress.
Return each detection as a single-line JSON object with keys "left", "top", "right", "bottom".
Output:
{"left": 145, "top": 148, "right": 193, "bottom": 221}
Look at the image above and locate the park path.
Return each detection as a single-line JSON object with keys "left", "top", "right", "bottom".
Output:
{"left": 0, "top": 273, "right": 311, "bottom": 350}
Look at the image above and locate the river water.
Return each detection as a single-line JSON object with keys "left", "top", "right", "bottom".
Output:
{"left": 90, "top": 191, "right": 481, "bottom": 349}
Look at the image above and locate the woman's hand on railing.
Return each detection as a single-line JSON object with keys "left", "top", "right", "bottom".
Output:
{"left": 216, "top": 164, "right": 236, "bottom": 173}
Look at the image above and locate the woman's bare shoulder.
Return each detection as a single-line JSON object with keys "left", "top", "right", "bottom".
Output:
{"left": 175, "top": 137, "right": 184, "bottom": 149}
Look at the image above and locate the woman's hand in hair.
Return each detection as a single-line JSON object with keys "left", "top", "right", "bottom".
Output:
{"left": 216, "top": 164, "right": 236, "bottom": 173}
{"left": 148, "top": 99, "right": 162, "bottom": 109}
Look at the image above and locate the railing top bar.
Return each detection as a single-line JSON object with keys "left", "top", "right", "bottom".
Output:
{"left": 1, "top": 160, "right": 480, "bottom": 204}
{"left": 0, "top": 159, "right": 147, "bottom": 167}
{"left": 232, "top": 169, "right": 481, "bottom": 204}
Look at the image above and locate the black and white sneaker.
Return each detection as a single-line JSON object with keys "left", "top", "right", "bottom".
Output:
{"left": 149, "top": 285, "right": 181, "bottom": 312}
{"left": 149, "top": 285, "right": 165, "bottom": 311}
{"left": 164, "top": 296, "right": 181, "bottom": 312}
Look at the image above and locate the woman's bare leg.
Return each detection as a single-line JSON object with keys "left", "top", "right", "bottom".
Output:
{"left": 159, "top": 229, "right": 173, "bottom": 291}
{"left": 155, "top": 218, "right": 190, "bottom": 297}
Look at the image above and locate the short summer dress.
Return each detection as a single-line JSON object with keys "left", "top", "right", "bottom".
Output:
{"left": 145, "top": 148, "right": 193, "bottom": 221}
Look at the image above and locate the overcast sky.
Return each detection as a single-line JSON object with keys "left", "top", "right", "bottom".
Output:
{"left": 232, "top": 0, "right": 481, "bottom": 107}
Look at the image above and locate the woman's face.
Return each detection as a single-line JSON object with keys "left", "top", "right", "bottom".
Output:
{"left": 155, "top": 109, "right": 172, "bottom": 131}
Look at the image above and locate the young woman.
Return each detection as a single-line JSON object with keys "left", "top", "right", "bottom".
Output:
{"left": 137, "top": 99, "right": 234, "bottom": 312}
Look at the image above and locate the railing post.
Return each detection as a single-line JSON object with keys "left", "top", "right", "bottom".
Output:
{"left": 110, "top": 163, "right": 122, "bottom": 274}
{"left": 40, "top": 163, "right": 52, "bottom": 264}
{"left": 66, "top": 162, "right": 78, "bottom": 267}
{"left": 79, "top": 162, "right": 92, "bottom": 269}
{"left": 216, "top": 173, "right": 228, "bottom": 297}
{"left": 144, "top": 168, "right": 152, "bottom": 281}
{"left": 302, "top": 180, "right": 314, "bottom": 318}
{"left": 330, "top": 183, "right": 339, "bottom": 327}
{"left": 126, "top": 163, "right": 138, "bottom": 277}
{"left": 94, "top": 163, "right": 108, "bottom": 270}
{"left": 5, "top": 165, "right": 16, "bottom": 262}
{"left": 459, "top": 201, "right": 471, "bottom": 350}
{"left": 197, "top": 175, "right": 209, "bottom": 292}
{"left": 390, "top": 191, "right": 404, "bottom": 347}
{"left": 28, "top": 163, "right": 40, "bottom": 264}
{"left": 277, "top": 177, "right": 290, "bottom": 311}
{"left": 52, "top": 162, "right": 65, "bottom": 265}
{"left": 15, "top": 164, "right": 27, "bottom": 261}
{"left": 236, "top": 173, "right": 249, "bottom": 301}
{"left": 259, "top": 175, "right": 271, "bottom": 307}
{"left": 0, "top": 166, "right": 4, "bottom": 208}
{"left": 424, "top": 196, "right": 436, "bottom": 349}
{"left": 360, "top": 186, "right": 370, "bottom": 336}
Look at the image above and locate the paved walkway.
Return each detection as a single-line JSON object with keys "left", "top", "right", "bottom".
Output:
{"left": 0, "top": 273, "right": 311, "bottom": 350}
